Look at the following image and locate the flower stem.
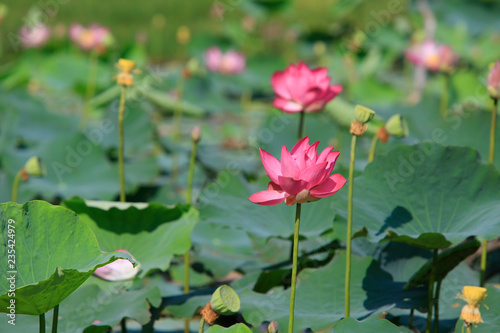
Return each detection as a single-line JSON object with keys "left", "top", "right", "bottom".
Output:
{"left": 466, "top": 325, "right": 472, "bottom": 333}
{"left": 52, "top": 305, "right": 59, "bottom": 333}
{"left": 368, "top": 134, "right": 378, "bottom": 163}
{"left": 40, "top": 313, "right": 46, "bottom": 333}
{"left": 118, "top": 85, "right": 127, "bottom": 202}
{"left": 433, "top": 279, "right": 442, "bottom": 333}
{"left": 298, "top": 110, "right": 305, "bottom": 140}
{"left": 345, "top": 134, "right": 357, "bottom": 318}
{"left": 440, "top": 73, "right": 450, "bottom": 117}
{"left": 480, "top": 238, "right": 487, "bottom": 287}
{"left": 198, "top": 318, "right": 205, "bottom": 333}
{"left": 425, "top": 249, "right": 438, "bottom": 333}
{"left": 489, "top": 98, "right": 498, "bottom": 164}
{"left": 80, "top": 50, "right": 99, "bottom": 129}
{"left": 11, "top": 170, "right": 23, "bottom": 202}
{"left": 288, "top": 203, "right": 302, "bottom": 333}
{"left": 171, "top": 71, "right": 186, "bottom": 184}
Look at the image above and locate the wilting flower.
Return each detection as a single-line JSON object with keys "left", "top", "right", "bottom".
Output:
{"left": 271, "top": 62, "right": 343, "bottom": 113}
{"left": 20, "top": 24, "right": 50, "bottom": 48}
{"left": 204, "top": 46, "right": 246, "bottom": 75}
{"left": 69, "top": 23, "right": 113, "bottom": 52}
{"left": 94, "top": 249, "right": 140, "bottom": 281}
{"left": 115, "top": 58, "right": 137, "bottom": 86}
{"left": 249, "top": 137, "right": 346, "bottom": 206}
{"left": 487, "top": 61, "right": 500, "bottom": 99}
{"left": 458, "top": 286, "right": 487, "bottom": 327}
{"left": 405, "top": 39, "right": 459, "bottom": 73}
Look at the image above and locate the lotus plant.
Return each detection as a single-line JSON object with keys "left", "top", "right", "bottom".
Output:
{"left": 368, "top": 114, "right": 409, "bottom": 162}
{"left": 249, "top": 137, "right": 345, "bottom": 333}
{"left": 11, "top": 156, "right": 46, "bottom": 203}
{"left": 19, "top": 23, "right": 50, "bottom": 49}
{"left": 204, "top": 46, "right": 246, "bottom": 75}
{"left": 406, "top": 39, "right": 459, "bottom": 117}
{"left": 271, "top": 62, "right": 342, "bottom": 139}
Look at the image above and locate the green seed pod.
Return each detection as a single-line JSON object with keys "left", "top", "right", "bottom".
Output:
{"left": 385, "top": 114, "right": 409, "bottom": 138}
{"left": 354, "top": 105, "right": 375, "bottom": 124}
{"left": 210, "top": 285, "right": 241, "bottom": 315}
{"left": 24, "top": 157, "right": 46, "bottom": 177}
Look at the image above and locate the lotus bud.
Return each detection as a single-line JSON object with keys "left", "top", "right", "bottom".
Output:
{"left": 487, "top": 61, "right": 500, "bottom": 100}
{"left": 268, "top": 321, "right": 279, "bottom": 333}
{"left": 24, "top": 157, "right": 46, "bottom": 178}
{"left": 385, "top": 114, "right": 409, "bottom": 138}
{"left": 210, "top": 285, "right": 240, "bottom": 315}
{"left": 354, "top": 105, "right": 375, "bottom": 124}
{"left": 191, "top": 125, "right": 201, "bottom": 143}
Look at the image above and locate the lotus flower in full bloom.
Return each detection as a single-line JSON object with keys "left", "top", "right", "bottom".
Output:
{"left": 405, "top": 39, "right": 458, "bottom": 73}
{"left": 204, "top": 46, "right": 246, "bottom": 75}
{"left": 271, "top": 62, "right": 343, "bottom": 113}
{"left": 249, "top": 137, "right": 346, "bottom": 206}
{"left": 94, "top": 249, "right": 140, "bottom": 281}
{"left": 487, "top": 60, "right": 500, "bottom": 100}
{"left": 69, "top": 23, "right": 113, "bottom": 52}
{"left": 20, "top": 24, "right": 50, "bottom": 48}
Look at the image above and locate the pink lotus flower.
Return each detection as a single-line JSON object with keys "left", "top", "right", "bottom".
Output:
{"left": 204, "top": 46, "right": 246, "bottom": 75}
{"left": 69, "top": 23, "right": 113, "bottom": 52}
{"left": 249, "top": 137, "right": 346, "bottom": 206}
{"left": 271, "top": 62, "right": 343, "bottom": 113}
{"left": 487, "top": 61, "right": 500, "bottom": 99}
{"left": 20, "top": 24, "right": 50, "bottom": 48}
{"left": 94, "top": 249, "right": 140, "bottom": 281}
{"left": 406, "top": 39, "right": 459, "bottom": 73}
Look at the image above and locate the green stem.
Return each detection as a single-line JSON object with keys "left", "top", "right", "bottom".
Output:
{"left": 298, "top": 110, "right": 305, "bottom": 140}
{"left": 489, "top": 98, "right": 498, "bottom": 164}
{"left": 80, "top": 50, "right": 99, "bottom": 129}
{"left": 409, "top": 308, "right": 414, "bottom": 329}
{"left": 426, "top": 249, "right": 438, "bottom": 333}
{"left": 434, "top": 279, "right": 442, "bottom": 333}
{"left": 198, "top": 318, "right": 205, "bottom": 333}
{"left": 368, "top": 134, "right": 378, "bottom": 163}
{"left": 466, "top": 325, "right": 472, "bottom": 333}
{"left": 171, "top": 71, "right": 186, "bottom": 184}
{"left": 480, "top": 238, "right": 488, "bottom": 287}
{"left": 40, "top": 313, "right": 46, "bottom": 333}
{"left": 52, "top": 305, "right": 59, "bottom": 333}
{"left": 118, "top": 85, "right": 127, "bottom": 202}
{"left": 440, "top": 73, "right": 450, "bottom": 117}
{"left": 11, "top": 170, "right": 23, "bottom": 203}
{"left": 121, "top": 318, "right": 127, "bottom": 333}
{"left": 345, "top": 135, "right": 357, "bottom": 318}
{"left": 288, "top": 203, "right": 302, "bottom": 333}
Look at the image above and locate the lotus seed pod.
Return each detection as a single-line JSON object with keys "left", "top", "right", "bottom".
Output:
{"left": 210, "top": 285, "right": 241, "bottom": 315}
{"left": 385, "top": 114, "right": 409, "bottom": 138}
{"left": 24, "top": 157, "right": 46, "bottom": 177}
{"left": 354, "top": 105, "right": 375, "bottom": 124}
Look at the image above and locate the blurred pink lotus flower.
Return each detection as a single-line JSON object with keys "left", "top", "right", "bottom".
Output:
{"left": 204, "top": 47, "right": 246, "bottom": 75}
{"left": 487, "top": 61, "right": 500, "bottom": 99}
{"left": 406, "top": 39, "right": 459, "bottom": 73}
{"left": 20, "top": 24, "right": 50, "bottom": 48}
{"left": 94, "top": 249, "right": 140, "bottom": 281}
{"left": 249, "top": 136, "right": 346, "bottom": 206}
{"left": 271, "top": 62, "right": 343, "bottom": 113}
{"left": 69, "top": 23, "right": 113, "bottom": 52}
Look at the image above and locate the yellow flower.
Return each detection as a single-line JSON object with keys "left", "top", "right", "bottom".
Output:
{"left": 116, "top": 59, "right": 136, "bottom": 86}
{"left": 458, "top": 286, "right": 487, "bottom": 326}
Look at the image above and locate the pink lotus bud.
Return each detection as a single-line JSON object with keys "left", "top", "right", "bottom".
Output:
{"left": 249, "top": 137, "right": 346, "bottom": 206}
{"left": 20, "top": 24, "right": 50, "bottom": 49}
{"left": 487, "top": 61, "right": 500, "bottom": 100}
{"left": 271, "top": 62, "right": 343, "bottom": 113}
{"left": 94, "top": 249, "right": 140, "bottom": 281}
{"left": 191, "top": 125, "right": 201, "bottom": 143}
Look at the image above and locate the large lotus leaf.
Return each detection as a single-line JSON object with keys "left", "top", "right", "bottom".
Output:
{"left": 238, "top": 253, "right": 425, "bottom": 333}
{"left": 333, "top": 143, "right": 500, "bottom": 248}
{"left": 0, "top": 201, "right": 134, "bottom": 315}
{"left": 454, "top": 286, "right": 500, "bottom": 332}
{"left": 332, "top": 317, "right": 412, "bottom": 332}
{"left": 62, "top": 198, "right": 198, "bottom": 276}
{"left": 198, "top": 173, "right": 342, "bottom": 239}
{"left": 205, "top": 324, "right": 253, "bottom": 333}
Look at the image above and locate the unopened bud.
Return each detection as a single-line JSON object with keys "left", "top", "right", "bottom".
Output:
{"left": 191, "top": 125, "right": 201, "bottom": 143}
{"left": 268, "top": 321, "right": 279, "bottom": 333}
{"left": 24, "top": 156, "right": 46, "bottom": 177}
{"left": 385, "top": 114, "right": 409, "bottom": 138}
{"left": 487, "top": 61, "right": 500, "bottom": 100}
